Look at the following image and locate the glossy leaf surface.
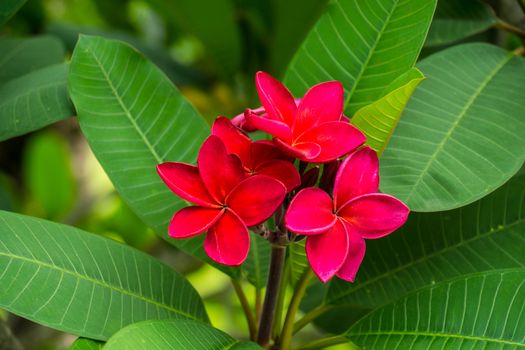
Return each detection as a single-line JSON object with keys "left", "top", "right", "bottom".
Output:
{"left": 0, "top": 210, "right": 207, "bottom": 340}
{"left": 381, "top": 44, "right": 525, "bottom": 211}
{"left": 284, "top": 0, "right": 436, "bottom": 115}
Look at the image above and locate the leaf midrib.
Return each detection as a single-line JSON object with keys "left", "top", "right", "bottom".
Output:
{"left": 0, "top": 251, "right": 198, "bottom": 320}
{"left": 404, "top": 52, "right": 514, "bottom": 203}
{"left": 343, "top": 0, "right": 399, "bottom": 109}
{"left": 85, "top": 43, "right": 163, "bottom": 164}
{"left": 347, "top": 330, "right": 525, "bottom": 347}
{"left": 326, "top": 216, "right": 525, "bottom": 305}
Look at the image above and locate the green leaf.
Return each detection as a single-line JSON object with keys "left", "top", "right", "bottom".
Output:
{"left": 22, "top": 131, "right": 76, "bottom": 220}
{"left": 289, "top": 239, "right": 308, "bottom": 286}
{"left": 380, "top": 43, "right": 525, "bottom": 212}
{"left": 104, "top": 319, "right": 262, "bottom": 350}
{"left": 352, "top": 68, "right": 424, "bottom": 155}
{"left": 426, "top": 0, "right": 496, "bottom": 47}
{"left": 0, "top": 317, "right": 22, "bottom": 350}
{"left": 270, "top": 0, "right": 329, "bottom": 76}
{"left": 0, "top": 210, "right": 208, "bottom": 340}
{"left": 145, "top": 0, "right": 241, "bottom": 77}
{"left": 243, "top": 233, "right": 270, "bottom": 288}
{"left": 68, "top": 35, "right": 239, "bottom": 277}
{"left": 0, "top": 64, "right": 74, "bottom": 142}
{"left": 0, "top": 0, "right": 27, "bottom": 26}
{"left": 326, "top": 173, "right": 525, "bottom": 309}
{"left": 70, "top": 338, "right": 103, "bottom": 350}
{"left": 0, "top": 36, "right": 65, "bottom": 84}
{"left": 346, "top": 269, "right": 525, "bottom": 349}
{"left": 284, "top": 0, "right": 436, "bottom": 115}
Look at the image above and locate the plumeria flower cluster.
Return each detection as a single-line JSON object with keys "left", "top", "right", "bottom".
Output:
{"left": 157, "top": 71, "right": 409, "bottom": 283}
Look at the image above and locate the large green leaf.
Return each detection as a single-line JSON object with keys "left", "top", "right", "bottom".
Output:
{"left": 0, "top": 210, "right": 208, "bottom": 340}
{"left": 68, "top": 35, "right": 239, "bottom": 277}
{"left": 352, "top": 68, "right": 424, "bottom": 155}
{"left": 0, "top": 0, "right": 27, "bottom": 26}
{"left": 243, "top": 233, "right": 270, "bottom": 288}
{"left": 425, "top": 0, "right": 496, "bottom": 47}
{"left": 346, "top": 269, "right": 525, "bottom": 349}
{"left": 381, "top": 44, "right": 525, "bottom": 212}
{"left": 70, "top": 339, "right": 103, "bottom": 350}
{"left": 326, "top": 173, "right": 525, "bottom": 309}
{"left": 0, "top": 36, "right": 65, "bottom": 84}
{"left": 284, "top": 0, "right": 436, "bottom": 115}
{"left": 145, "top": 0, "right": 241, "bottom": 77}
{"left": 0, "top": 64, "right": 74, "bottom": 142}
{"left": 104, "top": 319, "right": 262, "bottom": 349}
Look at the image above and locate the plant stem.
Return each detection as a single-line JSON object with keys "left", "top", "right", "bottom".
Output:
{"left": 295, "top": 335, "right": 357, "bottom": 350}
{"left": 278, "top": 269, "right": 314, "bottom": 350}
{"left": 293, "top": 304, "right": 334, "bottom": 335}
{"left": 232, "top": 279, "right": 257, "bottom": 340}
{"left": 257, "top": 245, "right": 287, "bottom": 348}
{"left": 272, "top": 260, "right": 290, "bottom": 341}
{"left": 495, "top": 19, "right": 525, "bottom": 38}
{"left": 255, "top": 287, "right": 262, "bottom": 323}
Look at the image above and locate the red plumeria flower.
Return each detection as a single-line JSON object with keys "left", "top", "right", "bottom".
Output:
{"left": 212, "top": 116, "right": 301, "bottom": 192}
{"left": 157, "top": 135, "right": 286, "bottom": 266}
{"left": 285, "top": 147, "right": 410, "bottom": 282}
{"left": 245, "top": 71, "right": 366, "bottom": 163}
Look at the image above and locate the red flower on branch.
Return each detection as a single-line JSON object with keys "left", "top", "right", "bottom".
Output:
{"left": 157, "top": 135, "right": 286, "bottom": 266}
{"left": 285, "top": 147, "right": 410, "bottom": 282}
{"left": 245, "top": 71, "right": 366, "bottom": 163}
{"left": 212, "top": 117, "right": 301, "bottom": 192}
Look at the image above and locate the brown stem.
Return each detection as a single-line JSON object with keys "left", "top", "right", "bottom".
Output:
{"left": 257, "top": 245, "right": 287, "bottom": 348}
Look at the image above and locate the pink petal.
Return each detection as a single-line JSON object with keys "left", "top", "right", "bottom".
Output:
{"left": 156, "top": 162, "right": 217, "bottom": 207}
{"left": 294, "top": 81, "right": 344, "bottom": 137}
{"left": 336, "top": 225, "right": 366, "bottom": 282}
{"left": 169, "top": 207, "right": 224, "bottom": 238}
{"left": 198, "top": 136, "right": 245, "bottom": 203}
{"left": 285, "top": 188, "right": 336, "bottom": 235}
{"left": 231, "top": 111, "right": 258, "bottom": 132}
{"left": 226, "top": 175, "right": 286, "bottom": 226}
{"left": 333, "top": 146, "right": 379, "bottom": 209}
{"left": 338, "top": 193, "right": 410, "bottom": 239}
{"left": 245, "top": 110, "right": 293, "bottom": 142}
{"left": 273, "top": 138, "right": 321, "bottom": 161}
{"left": 255, "top": 159, "right": 301, "bottom": 192}
{"left": 255, "top": 71, "right": 297, "bottom": 126}
{"left": 306, "top": 220, "right": 349, "bottom": 283}
{"left": 204, "top": 210, "right": 250, "bottom": 266}
{"left": 211, "top": 116, "right": 252, "bottom": 165}
{"left": 296, "top": 121, "right": 365, "bottom": 163}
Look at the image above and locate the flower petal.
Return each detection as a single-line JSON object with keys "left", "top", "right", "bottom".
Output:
{"left": 169, "top": 207, "right": 224, "bottom": 238}
{"left": 296, "top": 121, "right": 366, "bottom": 163}
{"left": 338, "top": 193, "right": 410, "bottom": 239}
{"left": 226, "top": 175, "right": 286, "bottom": 226}
{"left": 306, "top": 220, "right": 349, "bottom": 283}
{"left": 285, "top": 188, "right": 336, "bottom": 235}
{"left": 273, "top": 138, "right": 321, "bottom": 161}
{"left": 211, "top": 116, "right": 252, "bottom": 165}
{"left": 255, "top": 71, "right": 297, "bottom": 126}
{"left": 333, "top": 146, "right": 379, "bottom": 209}
{"left": 255, "top": 159, "right": 301, "bottom": 192}
{"left": 156, "top": 162, "right": 217, "bottom": 207}
{"left": 198, "top": 135, "right": 245, "bottom": 203}
{"left": 336, "top": 225, "right": 366, "bottom": 282}
{"left": 294, "top": 81, "right": 344, "bottom": 136}
{"left": 245, "top": 110, "right": 293, "bottom": 142}
{"left": 204, "top": 210, "right": 250, "bottom": 266}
